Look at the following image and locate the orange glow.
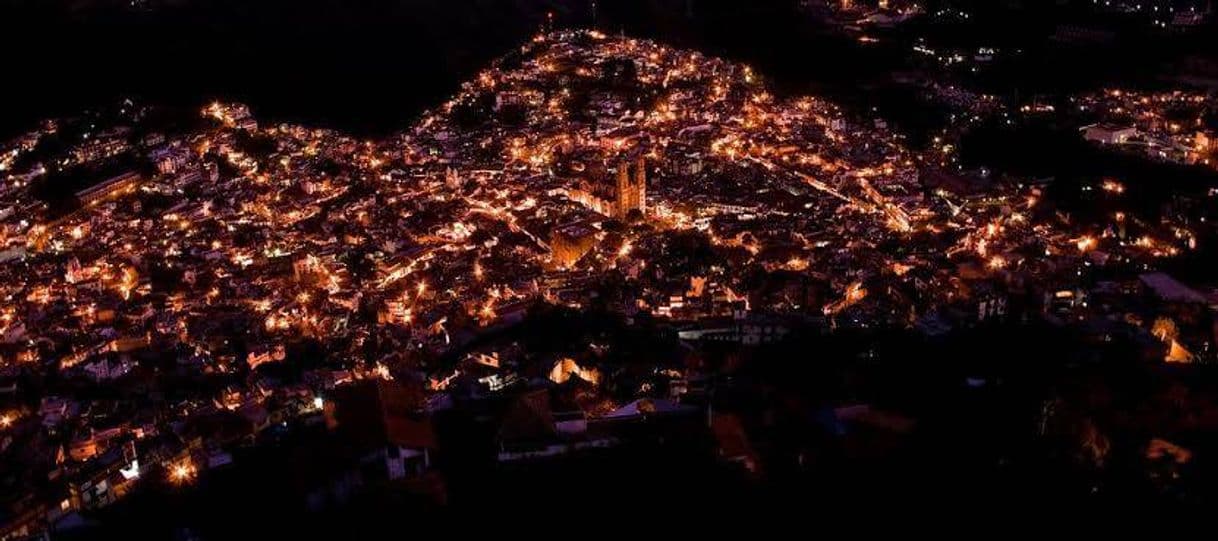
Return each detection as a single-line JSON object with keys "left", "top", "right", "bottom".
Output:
{"left": 549, "top": 357, "right": 601, "bottom": 385}
{"left": 170, "top": 461, "right": 196, "bottom": 484}
{"left": 373, "top": 363, "right": 393, "bottom": 380}
{"left": 617, "top": 240, "right": 633, "bottom": 258}
{"left": 1076, "top": 236, "right": 1098, "bottom": 253}
{"left": 1101, "top": 179, "right": 1125, "bottom": 194}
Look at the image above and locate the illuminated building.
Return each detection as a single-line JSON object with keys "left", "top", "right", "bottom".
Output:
{"left": 567, "top": 156, "right": 646, "bottom": 220}
{"left": 1082, "top": 123, "right": 1138, "bottom": 145}
{"left": 246, "top": 344, "right": 286, "bottom": 369}
{"left": 152, "top": 147, "right": 190, "bottom": 175}
{"left": 75, "top": 171, "right": 142, "bottom": 207}
{"left": 67, "top": 440, "right": 139, "bottom": 511}
{"left": 71, "top": 137, "right": 130, "bottom": 164}
{"left": 550, "top": 222, "right": 598, "bottom": 269}
{"left": 615, "top": 155, "right": 647, "bottom": 220}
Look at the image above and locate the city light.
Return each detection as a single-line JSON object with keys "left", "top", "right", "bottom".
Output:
{"left": 170, "top": 461, "right": 196, "bottom": 484}
{"left": 1, "top": 14, "right": 1215, "bottom": 530}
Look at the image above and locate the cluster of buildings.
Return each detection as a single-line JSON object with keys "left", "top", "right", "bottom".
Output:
{"left": 819, "top": 0, "right": 925, "bottom": 29}
{"left": 1078, "top": 89, "right": 1218, "bottom": 167}
{"left": 1091, "top": 0, "right": 1214, "bottom": 30}
{"left": 0, "top": 29, "right": 1216, "bottom": 536}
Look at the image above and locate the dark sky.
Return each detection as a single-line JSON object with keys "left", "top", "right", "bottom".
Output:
{"left": 0, "top": 0, "right": 588, "bottom": 135}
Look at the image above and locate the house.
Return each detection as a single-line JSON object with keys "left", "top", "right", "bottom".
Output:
{"left": 66, "top": 440, "right": 139, "bottom": 511}
{"left": 496, "top": 382, "right": 618, "bottom": 462}
{"left": 324, "top": 379, "right": 436, "bottom": 481}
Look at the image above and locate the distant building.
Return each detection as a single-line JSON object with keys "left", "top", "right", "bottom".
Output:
{"left": 1196, "top": 131, "right": 1215, "bottom": 153}
{"left": 568, "top": 156, "right": 646, "bottom": 220}
{"left": 67, "top": 440, "right": 139, "bottom": 511}
{"left": 1083, "top": 123, "right": 1138, "bottom": 145}
{"left": 324, "top": 379, "right": 434, "bottom": 481}
{"left": 1138, "top": 272, "right": 1214, "bottom": 363}
{"left": 1171, "top": 10, "right": 1207, "bottom": 30}
{"left": 550, "top": 222, "right": 598, "bottom": 269}
{"left": 75, "top": 171, "right": 142, "bottom": 207}
{"left": 151, "top": 146, "right": 190, "bottom": 175}
{"left": 71, "top": 138, "right": 130, "bottom": 164}
{"left": 1052, "top": 24, "right": 1116, "bottom": 45}
{"left": 615, "top": 156, "right": 646, "bottom": 218}
{"left": 444, "top": 167, "right": 461, "bottom": 189}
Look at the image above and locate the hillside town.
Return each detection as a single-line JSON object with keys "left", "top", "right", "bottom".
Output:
{"left": 1, "top": 29, "right": 1217, "bottom": 536}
